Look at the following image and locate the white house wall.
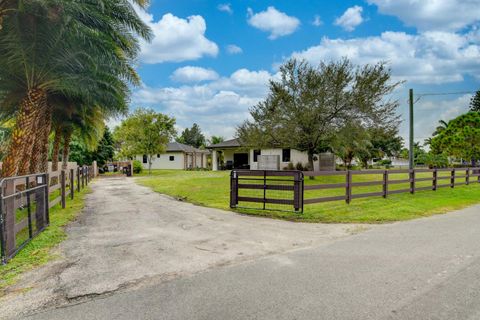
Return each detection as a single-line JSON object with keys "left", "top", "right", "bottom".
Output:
{"left": 249, "top": 148, "right": 320, "bottom": 170}
{"left": 136, "top": 152, "right": 185, "bottom": 170}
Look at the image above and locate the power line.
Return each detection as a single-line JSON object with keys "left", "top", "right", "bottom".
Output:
{"left": 415, "top": 91, "right": 476, "bottom": 97}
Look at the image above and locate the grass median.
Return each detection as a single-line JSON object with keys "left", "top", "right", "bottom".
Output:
{"left": 136, "top": 170, "right": 480, "bottom": 223}
{"left": 0, "top": 186, "right": 90, "bottom": 295}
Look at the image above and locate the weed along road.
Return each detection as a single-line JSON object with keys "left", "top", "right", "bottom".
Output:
{"left": 3, "top": 176, "right": 480, "bottom": 319}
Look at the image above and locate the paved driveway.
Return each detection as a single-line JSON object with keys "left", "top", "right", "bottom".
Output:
{"left": 1, "top": 176, "right": 360, "bottom": 318}
{"left": 22, "top": 203, "right": 480, "bottom": 320}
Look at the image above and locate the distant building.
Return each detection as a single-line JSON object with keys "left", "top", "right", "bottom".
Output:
{"left": 208, "top": 138, "right": 335, "bottom": 171}
{"left": 135, "top": 142, "right": 209, "bottom": 170}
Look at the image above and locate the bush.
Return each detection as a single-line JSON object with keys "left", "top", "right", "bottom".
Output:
{"left": 132, "top": 160, "right": 143, "bottom": 174}
{"left": 286, "top": 162, "right": 295, "bottom": 170}
{"left": 295, "top": 162, "right": 304, "bottom": 171}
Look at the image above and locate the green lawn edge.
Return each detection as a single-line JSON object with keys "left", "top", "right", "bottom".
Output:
{"left": 0, "top": 186, "right": 91, "bottom": 295}
{"left": 136, "top": 170, "right": 480, "bottom": 224}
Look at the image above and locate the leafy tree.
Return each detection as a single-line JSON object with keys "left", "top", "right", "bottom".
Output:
{"left": 430, "top": 112, "right": 480, "bottom": 166}
{"left": 114, "top": 108, "right": 176, "bottom": 174}
{"left": 331, "top": 122, "right": 372, "bottom": 169}
{"left": 237, "top": 58, "right": 401, "bottom": 170}
{"left": 208, "top": 136, "right": 225, "bottom": 146}
{"left": 470, "top": 90, "right": 480, "bottom": 112}
{"left": 176, "top": 123, "right": 206, "bottom": 148}
{"left": 400, "top": 142, "right": 426, "bottom": 162}
{"left": 92, "top": 127, "right": 115, "bottom": 167}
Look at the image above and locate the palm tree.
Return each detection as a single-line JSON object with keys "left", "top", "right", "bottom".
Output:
{"left": 432, "top": 120, "right": 449, "bottom": 136}
{"left": 0, "top": 0, "right": 151, "bottom": 176}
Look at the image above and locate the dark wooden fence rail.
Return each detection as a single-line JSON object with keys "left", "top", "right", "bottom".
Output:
{"left": 304, "top": 168, "right": 479, "bottom": 205}
{"left": 231, "top": 168, "right": 480, "bottom": 211}
{"left": 0, "top": 165, "right": 96, "bottom": 264}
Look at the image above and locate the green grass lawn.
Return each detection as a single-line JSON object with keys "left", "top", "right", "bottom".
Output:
{"left": 136, "top": 170, "right": 480, "bottom": 223}
{"left": 0, "top": 186, "right": 90, "bottom": 295}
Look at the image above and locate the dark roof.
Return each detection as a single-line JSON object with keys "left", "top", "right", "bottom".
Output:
{"left": 208, "top": 138, "right": 243, "bottom": 149}
{"left": 166, "top": 142, "right": 209, "bottom": 153}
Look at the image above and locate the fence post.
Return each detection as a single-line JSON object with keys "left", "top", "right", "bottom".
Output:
{"left": 81, "top": 167, "right": 85, "bottom": 189}
{"left": 3, "top": 180, "right": 16, "bottom": 259}
{"left": 70, "top": 169, "right": 74, "bottom": 200}
{"left": 77, "top": 167, "right": 81, "bottom": 192}
{"left": 433, "top": 168, "right": 438, "bottom": 191}
{"left": 382, "top": 170, "right": 388, "bottom": 198}
{"left": 466, "top": 168, "right": 470, "bottom": 185}
{"left": 345, "top": 170, "right": 352, "bottom": 204}
{"left": 26, "top": 177, "right": 32, "bottom": 238}
{"left": 61, "top": 170, "right": 66, "bottom": 209}
{"left": 409, "top": 169, "right": 415, "bottom": 194}
{"left": 450, "top": 168, "right": 455, "bottom": 188}
{"left": 229, "top": 171, "right": 238, "bottom": 208}
{"left": 293, "top": 171, "right": 302, "bottom": 212}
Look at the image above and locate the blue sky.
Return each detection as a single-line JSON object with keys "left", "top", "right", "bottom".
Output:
{"left": 130, "top": 0, "right": 480, "bottom": 144}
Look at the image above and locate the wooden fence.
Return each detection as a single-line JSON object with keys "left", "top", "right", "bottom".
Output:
{"left": 0, "top": 164, "right": 97, "bottom": 263}
{"left": 230, "top": 168, "right": 480, "bottom": 211}
{"left": 303, "top": 168, "right": 480, "bottom": 205}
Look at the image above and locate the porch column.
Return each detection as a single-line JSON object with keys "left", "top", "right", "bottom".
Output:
{"left": 212, "top": 150, "right": 218, "bottom": 171}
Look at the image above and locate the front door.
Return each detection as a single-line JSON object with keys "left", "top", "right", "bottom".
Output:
{"left": 233, "top": 153, "right": 249, "bottom": 169}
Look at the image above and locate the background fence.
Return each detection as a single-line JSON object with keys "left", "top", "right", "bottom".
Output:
{"left": 0, "top": 163, "right": 97, "bottom": 263}
{"left": 231, "top": 168, "right": 480, "bottom": 211}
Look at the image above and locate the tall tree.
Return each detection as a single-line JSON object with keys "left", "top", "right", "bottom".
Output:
{"left": 237, "top": 58, "right": 401, "bottom": 170}
{"left": 0, "top": 0, "right": 151, "bottom": 176}
{"left": 332, "top": 121, "right": 372, "bottom": 169}
{"left": 92, "top": 127, "right": 115, "bottom": 167}
{"left": 208, "top": 136, "right": 225, "bottom": 146}
{"left": 176, "top": 123, "right": 206, "bottom": 148}
{"left": 469, "top": 90, "right": 480, "bottom": 112}
{"left": 114, "top": 108, "right": 176, "bottom": 174}
{"left": 430, "top": 112, "right": 480, "bottom": 166}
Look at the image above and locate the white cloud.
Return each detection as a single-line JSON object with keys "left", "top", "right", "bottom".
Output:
{"left": 226, "top": 44, "right": 243, "bottom": 54}
{"left": 401, "top": 94, "right": 472, "bottom": 144}
{"left": 312, "top": 15, "right": 323, "bottom": 27}
{"left": 291, "top": 31, "right": 480, "bottom": 84}
{"left": 132, "top": 69, "right": 276, "bottom": 138}
{"left": 217, "top": 3, "right": 233, "bottom": 14}
{"left": 367, "top": 0, "right": 480, "bottom": 31}
{"left": 247, "top": 6, "right": 300, "bottom": 40}
{"left": 171, "top": 66, "right": 219, "bottom": 83}
{"left": 136, "top": 10, "right": 218, "bottom": 63}
{"left": 334, "top": 6, "right": 364, "bottom": 31}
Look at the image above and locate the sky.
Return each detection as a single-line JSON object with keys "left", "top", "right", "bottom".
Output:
{"left": 129, "top": 0, "right": 480, "bottom": 145}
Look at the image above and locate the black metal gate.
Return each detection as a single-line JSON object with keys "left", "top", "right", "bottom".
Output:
{"left": 230, "top": 170, "right": 304, "bottom": 212}
{"left": 0, "top": 173, "right": 49, "bottom": 264}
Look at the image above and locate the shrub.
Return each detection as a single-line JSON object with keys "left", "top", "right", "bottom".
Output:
{"left": 295, "top": 162, "right": 304, "bottom": 171}
{"left": 286, "top": 162, "right": 295, "bottom": 170}
{"left": 132, "top": 160, "right": 143, "bottom": 174}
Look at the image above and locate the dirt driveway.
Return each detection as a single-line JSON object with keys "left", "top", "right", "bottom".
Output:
{"left": 1, "top": 176, "right": 367, "bottom": 318}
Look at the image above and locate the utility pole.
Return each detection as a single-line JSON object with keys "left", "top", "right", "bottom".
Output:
{"left": 409, "top": 88, "right": 414, "bottom": 170}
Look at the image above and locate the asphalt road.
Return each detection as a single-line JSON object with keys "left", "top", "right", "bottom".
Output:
{"left": 24, "top": 204, "right": 480, "bottom": 320}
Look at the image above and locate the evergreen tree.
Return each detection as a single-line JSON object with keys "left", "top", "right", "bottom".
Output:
{"left": 176, "top": 123, "right": 206, "bottom": 148}
{"left": 469, "top": 90, "right": 480, "bottom": 112}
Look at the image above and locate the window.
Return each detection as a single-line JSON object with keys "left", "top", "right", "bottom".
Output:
{"left": 253, "top": 150, "right": 261, "bottom": 162}
{"left": 169, "top": 156, "right": 175, "bottom": 161}
{"left": 282, "top": 149, "right": 291, "bottom": 162}
{"left": 157, "top": 154, "right": 161, "bottom": 158}
{"left": 142, "top": 155, "right": 147, "bottom": 164}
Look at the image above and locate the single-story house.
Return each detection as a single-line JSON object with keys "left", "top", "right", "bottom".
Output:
{"left": 135, "top": 142, "right": 209, "bottom": 170}
{"left": 208, "top": 138, "right": 335, "bottom": 171}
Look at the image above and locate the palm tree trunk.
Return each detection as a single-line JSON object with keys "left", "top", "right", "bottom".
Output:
{"left": 51, "top": 125, "right": 62, "bottom": 171}
{"left": 38, "top": 104, "right": 52, "bottom": 173}
{"left": 2, "top": 88, "right": 45, "bottom": 177}
{"left": 61, "top": 130, "right": 72, "bottom": 171}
